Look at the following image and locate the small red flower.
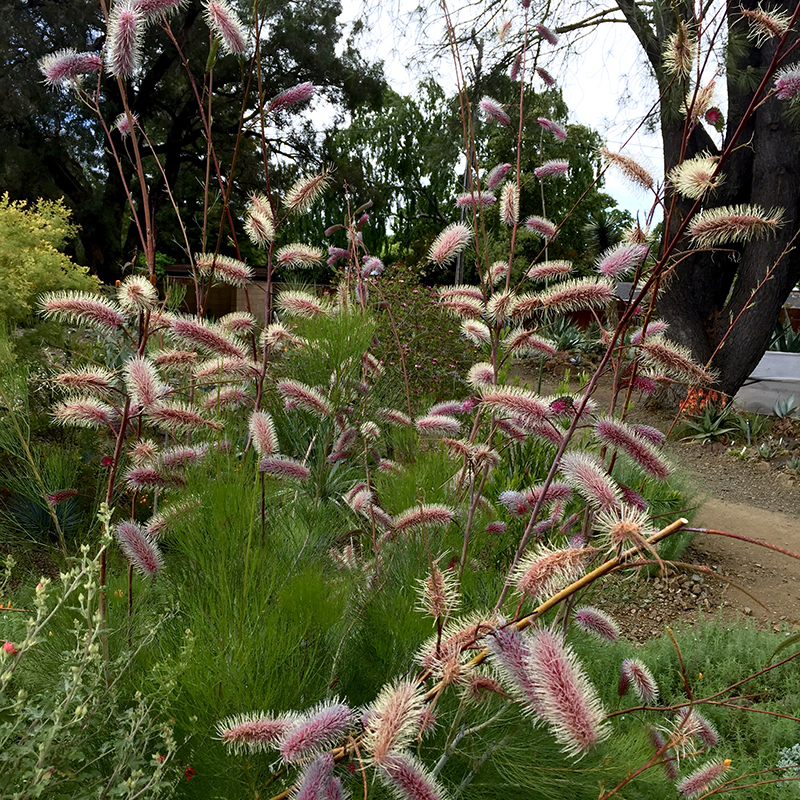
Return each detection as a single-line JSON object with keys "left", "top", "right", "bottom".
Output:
{"left": 102, "top": 456, "right": 114, "bottom": 467}
{"left": 185, "top": 766, "right": 195, "bottom": 781}
{"left": 3, "top": 641, "right": 19, "bottom": 655}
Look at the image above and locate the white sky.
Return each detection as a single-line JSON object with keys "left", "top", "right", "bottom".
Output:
{"left": 335, "top": 0, "right": 669, "bottom": 218}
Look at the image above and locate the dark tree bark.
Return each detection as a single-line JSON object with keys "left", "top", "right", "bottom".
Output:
{"left": 616, "top": 0, "right": 800, "bottom": 398}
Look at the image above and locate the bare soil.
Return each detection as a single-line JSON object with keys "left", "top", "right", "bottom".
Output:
{"left": 512, "top": 358, "right": 800, "bottom": 641}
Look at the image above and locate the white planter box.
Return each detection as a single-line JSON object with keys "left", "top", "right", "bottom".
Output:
{"left": 733, "top": 350, "right": 800, "bottom": 417}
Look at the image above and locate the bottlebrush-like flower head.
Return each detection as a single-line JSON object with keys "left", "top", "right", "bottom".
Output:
{"left": 276, "top": 244, "right": 324, "bottom": 269}
{"left": 528, "top": 628, "right": 609, "bottom": 756}
{"left": 663, "top": 21, "right": 697, "bottom": 77}
{"left": 133, "top": 0, "right": 186, "bottom": 18}
{"left": 525, "top": 215, "right": 557, "bottom": 239}
{"left": 277, "top": 290, "right": 330, "bottom": 318}
{"left": 54, "top": 368, "right": 115, "bottom": 394}
{"left": 574, "top": 606, "right": 620, "bottom": 642}
{"left": 53, "top": 397, "right": 115, "bottom": 428}
{"left": 513, "top": 545, "right": 588, "bottom": 603}
{"left": 488, "top": 260, "right": 508, "bottom": 285}
{"left": 488, "top": 626, "right": 541, "bottom": 712}
{"left": 682, "top": 81, "right": 716, "bottom": 123}
{"left": 393, "top": 504, "right": 455, "bottom": 533}
{"left": 379, "top": 753, "right": 445, "bottom": 800}
{"left": 688, "top": 204, "right": 783, "bottom": 247}
{"left": 284, "top": 171, "right": 331, "bottom": 214}
{"left": 415, "top": 414, "right": 461, "bottom": 436}
{"left": 536, "top": 23, "right": 559, "bottom": 45}
{"left": 675, "top": 708, "right": 719, "bottom": 747}
{"left": 245, "top": 209, "right": 275, "bottom": 247}
{"left": 479, "top": 96, "right": 511, "bottom": 126}
{"left": 498, "top": 490, "right": 529, "bottom": 516}
{"left": 159, "top": 445, "right": 208, "bottom": 470}
{"left": 196, "top": 253, "right": 253, "bottom": 286}
{"left": 146, "top": 495, "right": 201, "bottom": 537}
{"left": 537, "top": 117, "right": 567, "bottom": 141}
{"left": 499, "top": 181, "right": 519, "bottom": 226}
{"left": 595, "top": 504, "right": 655, "bottom": 553}
{"left": 379, "top": 408, "right": 412, "bottom": 427}
{"left": 526, "top": 260, "right": 573, "bottom": 281}
{"left": 115, "top": 520, "right": 164, "bottom": 576}
{"left": 619, "top": 658, "right": 659, "bottom": 703}
{"left": 485, "top": 163, "right": 512, "bottom": 189}
{"left": 560, "top": 451, "right": 621, "bottom": 512}
{"left": 536, "top": 66, "right": 555, "bottom": 86}
{"left": 217, "top": 712, "right": 297, "bottom": 753}
{"left": 594, "top": 417, "right": 671, "bottom": 479}
{"left": 39, "top": 50, "right": 102, "bottom": 86}
{"left": 106, "top": 2, "right": 144, "bottom": 76}
{"left": 267, "top": 81, "right": 315, "bottom": 112}
{"left": 41, "top": 292, "right": 125, "bottom": 331}
{"left": 534, "top": 160, "right": 569, "bottom": 179}
{"left": 439, "top": 285, "right": 484, "bottom": 302}
{"left": 455, "top": 191, "right": 496, "bottom": 208}
{"left": 170, "top": 316, "right": 246, "bottom": 358}
{"left": 517, "top": 278, "right": 614, "bottom": 318}
{"left": 118, "top": 274, "right": 158, "bottom": 311}
{"left": 487, "top": 290, "right": 515, "bottom": 323}
{"left": 441, "top": 295, "right": 484, "bottom": 320}
{"left": 195, "top": 357, "right": 259, "bottom": 380}
{"left": 597, "top": 243, "right": 649, "bottom": 279}
{"left": 124, "top": 355, "right": 165, "bottom": 408}
{"left": 668, "top": 154, "right": 723, "bottom": 200}
{"left": 295, "top": 753, "right": 335, "bottom": 800}
{"left": 277, "top": 379, "right": 332, "bottom": 417}
{"left": 249, "top": 410, "right": 278, "bottom": 456}
{"left": 467, "top": 362, "right": 495, "bottom": 388}
{"left": 502, "top": 329, "right": 557, "bottom": 358}
{"left": 630, "top": 320, "right": 668, "bottom": 345}
{"left": 279, "top": 700, "right": 352, "bottom": 762}
{"left": 203, "top": 0, "right": 248, "bottom": 55}
{"left": 363, "top": 680, "right": 425, "bottom": 765}
{"left": 461, "top": 320, "right": 491, "bottom": 346}
{"left": 741, "top": 5, "right": 791, "bottom": 44}
{"left": 126, "top": 466, "right": 182, "bottom": 490}
{"left": 638, "top": 337, "right": 714, "bottom": 384}
{"left": 259, "top": 456, "right": 310, "bottom": 480}
{"left": 481, "top": 385, "right": 550, "bottom": 423}
{"left": 600, "top": 148, "right": 654, "bottom": 191}
{"left": 774, "top": 65, "right": 800, "bottom": 101}
{"left": 676, "top": 759, "right": 729, "bottom": 798}
{"left": 428, "top": 223, "right": 473, "bottom": 266}
{"left": 145, "top": 401, "right": 221, "bottom": 432}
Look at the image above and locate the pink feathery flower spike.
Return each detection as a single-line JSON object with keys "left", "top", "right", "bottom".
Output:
{"left": 295, "top": 753, "right": 335, "bottom": 800}
{"left": 526, "top": 215, "right": 557, "bottom": 239}
{"left": 195, "top": 253, "right": 253, "bottom": 286}
{"left": 126, "top": 466, "right": 181, "bottom": 490}
{"left": 675, "top": 708, "right": 718, "bottom": 747}
{"left": 277, "top": 379, "right": 332, "bottom": 417}
{"left": 526, "top": 260, "right": 572, "bottom": 281}
{"left": 428, "top": 222, "right": 472, "bottom": 266}
{"left": 597, "top": 243, "right": 649, "bottom": 279}
{"left": 393, "top": 504, "right": 455, "bottom": 532}
{"left": 677, "top": 760, "right": 729, "bottom": 798}
{"left": 775, "top": 65, "right": 800, "bottom": 101}
{"left": 115, "top": 520, "right": 164, "bottom": 577}
{"left": 536, "top": 23, "right": 559, "bottom": 45}
{"left": 267, "top": 81, "right": 316, "bottom": 112}
{"left": 534, "top": 160, "right": 569, "bottom": 178}
{"left": 619, "top": 658, "right": 659, "bottom": 703}
{"left": 117, "top": 274, "right": 156, "bottom": 310}
{"left": 499, "top": 490, "right": 529, "bottom": 516}
{"left": 146, "top": 402, "right": 221, "bottom": 432}
{"left": 379, "top": 753, "right": 445, "bottom": 800}
{"left": 277, "top": 290, "right": 329, "bottom": 318}
{"left": 479, "top": 96, "right": 511, "bottom": 126}
{"left": 249, "top": 410, "right": 278, "bottom": 456}
{"left": 159, "top": 445, "right": 207, "bottom": 470}
{"left": 363, "top": 680, "right": 425, "bottom": 765}
{"left": 171, "top": 317, "right": 247, "bottom": 359}
{"left": 41, "top": 291, "right": 125, "bottom": 331}
{"left": 594, "top": 418, "right": 671, "bottom": 480}
{"left": 133, "top": 0, "right": 186, "bottom": 17}
{"left": 455, "top": 191, "right": 496, "bottom": 208}
{"left": 259, "top": 456, "right": 310, "bottom": 480}
{"left": 536, "top": 66, "right": 555, "bottom": 86}
{"left": 217, "top": 712, "right": 296, "bottom": 753}
{"left": 574, "top": 606, "right": 620, "bottom": 642}
{"left": 106, "top": 3, "right": 144, "bottom": 77}
{"left": 560, "top": 451, "right": 621, "bottom": 512}
{"left": 54, "top": 369, "right": 115, "bottom": 394}
{"left": 39, "top": 50, "right": 102, "bottom": 86}
{"left": 124, "top": 355, "right": 164, "bottom": 408}
{"left": 529, "top": 628, "right": 609, "bottom": 756}
{"left": 537, "top": 117, "right": 567, "bottom": 141}
{"left": 279, "top": 700, "right": 352, "bottom": 762}
{"left": 203, "top": 0, "right": 248, "bottom": 55}
{"left": 488, "top": 626, "right": 542, "bottom": 712}
{"left": 486, "top": 163, "right": 512, "bottom": 189}
{"left": 53, "top": 398, "right": 115, "bottom": 428}
{"left": 415, "top": 414, "right": 461, "bottom": 436}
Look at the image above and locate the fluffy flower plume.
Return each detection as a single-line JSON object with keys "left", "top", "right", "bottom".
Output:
{"left": 682, "top": 82, "right": 716, "bottom": 123}
{"left": 284, "top": 171, "right": 331, "bottom": 214}
{"left": 514, "top": 545, "right": 588, "bottom": 603}
{"left": 133, "top": 0, "right": 186, "bottom": 18}
{"left": 461, "top": 320, "right": 491, "bottom": 346}
{"left": 118, "top": 275, "right": 158, "bottom": 311}
{"left": 502, "top": 329, "right": 557, "bottom": 358}
{"left": 774, "top": 65, "right": 800, "bottom": 101}
{"left": 638, "top": 337, "right": 714, "bottom": 384}
{"left": 630, "top": 321, "right": 668, "bottom": 345}
{"left": 196, "top": 253, "right": 253, "bottom": 286}
{"left": 618, "top": 658, "right": 659, "bottom": 703}
{"left": 488, "top": 626, "right": 541, "bottom": 712}
{"left": 668, "top": 154, "right": 723, "bottom": 199}
{"left": 417, "top": 564, "right": 460, "bottom": 620}
{"left": 106, "top": 2, "right": 144, "bottom": 77}
{"left": 249, "top": 410, "right": 278, "bottom": 456}
{"left": 467, "top": 362, "right": 495, "bottom": 388}
{"left": 574, "top": 606, "right": 620, "bottom": 642}
{"left": 594, "top": 418, "right": 671, "bottom": 479}
{"left": 245, "top": 199, "right": 275, "bottom": 246}
{"left": 675, "top": 708, "right": 719, "bottom": 747}
{"left": 525, "top": 215, "right": 557, "bottom": 239}
{"left": 41, "top": 292, "right": 125, "bottom": 331}
{"left": 595, "top": 505, "right": 655, "bottom": 555}
{"left": 379, "top": 753, "right": 445, "bottom": 800}
{"left": 537, "top": 117, "right": 567, "bottom": 141}
{"left": 663, "top": 22, "right": 697, "bottom": 77}
{"left": 688, "top": 204, "right": 783, "bottom": 247}
{"left": 514, "top": 278, "right": 614, "bottom": 319}
{"left": 277, "top": 290, "right": 329, "bottom": 318}
{"left": 536, "top": 66, "right": 556, "bottom": 86}
{"left": 159, "top": 445, "right": 208, "bottom": 470}
{"left": 126, "top": 466, "right": 181, "bottom": 490}
{"left": 146, "top": 496, "right": 201, "bottom": 537}
{"left": 600, "top": 148, "right": 654, "bottom": 191}
{"left": 500, "top": 182, "right": 519, "bottom": 226}
{"left": 379, "top": 408, "right": 413, "bottom": 427}
{"left": 217, "top": 713, "right": 296, "bottom": 754}
{"left": 113, "top": 112, "right": 137, "bottom": 136}
{"left": 393, "top": 504, "right": 455, "bottom": 533}
{"left": 204, "top": 0, "right": 248, "bottom": 54}
{"left": 526, "top": 260, "right": 572, "bottom": 281}
{"left": 455, "top": 191, "right": 496, "bottom": 208}
{"left": 560, "top": 452, "right": 621, "bottom": 512}
{"left": 124, "top": 356, "right": 164, "bottom": 408}
{"left": 170, "top": 317, "right": 246, "bottom": 359}
{"left": 277, "top": 379, "right": 331, "bottom": 417}
{"left": 276, "top": 244, "right": 324, "bottom": 269}
{"left": 487, "top": 290, "right": 515, "bottom": 323}
{"left": 536, "top": 23, "right": 559, "bottom": 45}
{"left": 195, "top": 357, "right": 259, "bottom": 380}
{"left": 155, "top": 349, "right": 197, "bottom": 368}
{"left": 54, "top": 368, "right": 115, "bottom": 394}
{"left": 115, "top": 521, "right": 163, "bottom": 577}
{"left": 259, "top": 456, "right": 310, "bottom": 480}
{"left": 146, "top": 402, "right": 220, "bottom": 432}
{"left": 439, "top": 285, "right": 484, "bottom": 302}
{"left": 489, "top": 260, "right": 508, "bottom": 285}
{"left": 676, "top": 760, "right": 729, "bottom": 798}
{"left": 219, "top": 311, "right": 256, "bottom": 335}
{"left": 428, "top": 223, "right": 472, "bottom": 266}
{"left": 415, "top": 414, "right": 461, "bottom": 436}
{"left": 534, "top": 160, "right": 569, "bottom": 179}
{"left": 528, "top": 628, "right": 609, "bottom": 756}
{"left": 597, "top": 243, "right": 649, "bottom": 279}
{"left": 479, "top": 96, "right": 511, "bottom": 126}
{"left": 442, "top": 295, "right": 483, "bottom": 320}
{"left": 267, "top": 81, "right": 315, "bottom": 112}
{"left": 280, "top": 700, "right": 352, "bottom": 762}
{"left": 54, "top": 397, "right": 115, "bottom": 428}
{"left": 364, "top": 680, "right": 425, "bottom": 764}
{"left": 39, "top": 50, "right": 102, "bottom": 86}
{"left": 481, "top": 386, "right": 549, "bottom": 423}
{"left": 742, "top": 5, "right": 790, "bottom": 44}
{"left": 486, "top": 163, "right": 512, "bottom": 189}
